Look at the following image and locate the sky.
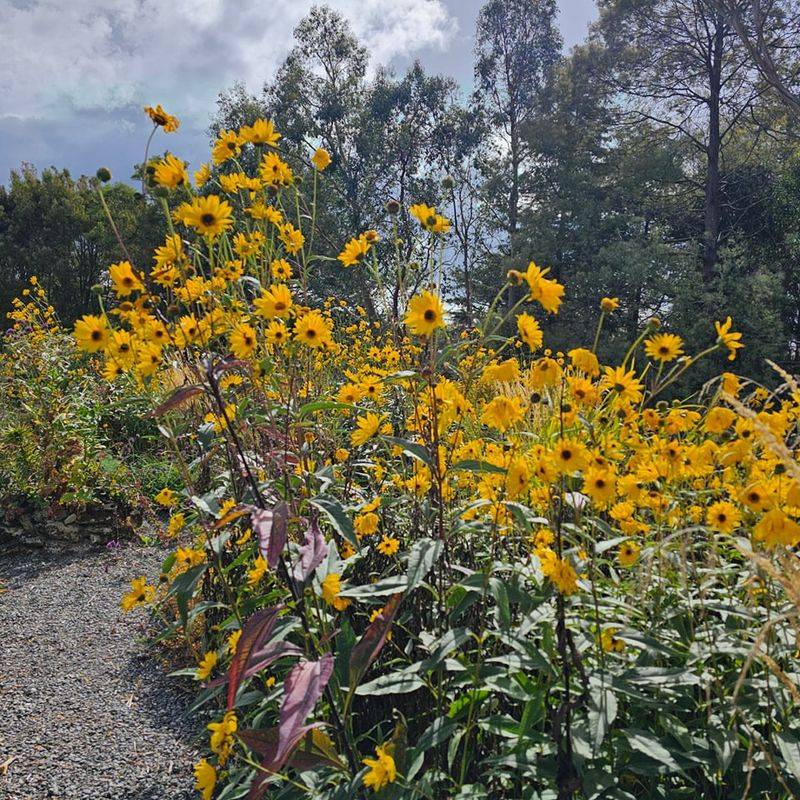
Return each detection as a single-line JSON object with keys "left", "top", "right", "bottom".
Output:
{"left": 0, "top": 0, "right": 598, "bottom": 186}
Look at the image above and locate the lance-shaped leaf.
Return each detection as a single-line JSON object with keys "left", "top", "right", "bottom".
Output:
{"left": 244, "top": 724, "right": 322, "bottom": 799}
{"left": 251, "top": 502, "right": 289, "bottom": 568}
{"left": 226, "top": 605, "right": 282, "bottom": 710}
{"left": 239, "top": 726, "right": 342, "bottom": 774}
{"left": 348, "top": 592, "right": 403, "bottom": 693}
{"left": 276, "top": 655, "right": 334, "bottom": 770}
{"left": 206, "top": 640, "right": 302, "bottom": 691}
{"left": 293, "top": 520, "right": 329, "bottom": 583}
{"left": 146, "top": 385, "right": 204, "bottom": 418}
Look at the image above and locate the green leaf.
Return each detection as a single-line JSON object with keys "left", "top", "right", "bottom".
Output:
{"left": 624, "top": 729, "right": 684, "bottom": 773}
{"left": 382, "top": 436, "right": 432, "bottom": 467}
{"left": 776, "top": 732, "right": 800, "bottom": 783}
{"left": 338, "top": 576, "right": 407, "bottom": 598}
{"left": 416, "top": 717, "right": 458, "bottom": 752}
{"left": 298, "top": 400, "right": 352, "bottom": 417}
{"left": 406, "top": 537, "right": 443, "bottom": 591}
{"left": 587, "top": 680, "right": 617, "bottom": 754}
{"left": 355, "top": 671, "right": 425, "bottom": 696}
{"left": 451, "top": 459, "right": 506, "bottom": 474}
{"left": 309, "top": 494, "right": 359, "bottom": 550}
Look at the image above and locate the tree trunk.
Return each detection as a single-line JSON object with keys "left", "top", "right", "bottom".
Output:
{"left": 702, "top": 15, "right": 724, "bottom": 284}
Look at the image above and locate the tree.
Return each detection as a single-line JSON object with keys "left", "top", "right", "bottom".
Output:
{"left": 594, "top": 0, "right": 797, "bottom": 283}
{"left": 473, "top": 0, "right": 562, "bottom": 297}
{"left": 0, "top": 166, "right": 163, "bottom": 321}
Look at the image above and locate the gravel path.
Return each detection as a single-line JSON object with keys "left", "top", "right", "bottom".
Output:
{"left": 0, "top": 546, "right": 199, "bottom": 800}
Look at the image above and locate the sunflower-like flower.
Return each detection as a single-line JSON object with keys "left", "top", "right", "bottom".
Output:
{"left": 644, "top": 332, "right": 684, "bottom": 363}
{"left": 177, "top": 195, "right": 234, "bottom": 238}
{"left": 74, "top": 314, "right": 109, "bottom": 353}
{"left": 144, "top": 104, "right": 180, "bottom": 132}
{"left": 404, "top": 290, "right": 445, "bottom": 337}
{"left": 254, "top": 284, "right": 293, "bottom": 319}
{"left": 153, "top": 154, "right": 188, "bottom": 189}
{"left": 240, "top": 118, "right": 281, "bottom": 146}
{"left": 715, "top": 317, "right": 744, "bottom": 361}
{"left": 362, "top": 743, "right": 397, "bottom": 792}
{"left": 294, "top": 310, "right": 333, "bottom": 348}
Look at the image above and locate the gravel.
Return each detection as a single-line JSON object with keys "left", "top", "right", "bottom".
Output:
{"left": 0, "top": 546, "right": 199, "bottom": 800}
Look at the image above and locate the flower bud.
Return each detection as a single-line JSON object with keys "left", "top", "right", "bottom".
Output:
{"left": 385, "top": 199, "right": 400, "bottom": 214}
{"left": 96, "top": 167, "right": 112, "bottom": 183}
{"left": 441, "top": 174, "right": 455, "bottom": 190}
{"left": 90, "top": 284, "right": 104, "bottom": 297}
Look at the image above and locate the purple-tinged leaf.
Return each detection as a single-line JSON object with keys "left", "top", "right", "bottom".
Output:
{"left": 146, "top": 385, "right": 204, "bottom": 418}
{"left": 244, "top": 724, "right": 321, "bottom": 799}
{"left": 226, "top": 606, "right": 282, "bottom": 711}
{"left": 205, "top": 641, "right": 303, "bottom": 690}
{"left": 252, "top": 502, "right": 289, "bottom": 568}
{"left": 349, "top": 593, "right": 403, "bottom": 693}
{"left": 276, "top": 655, "right": 334, "bottom": 768}
{"left": 293, "top": 520, "right": 329, "bottom": 583}
{"left": 239, "top": 726, "right": 342, "bottom": 773}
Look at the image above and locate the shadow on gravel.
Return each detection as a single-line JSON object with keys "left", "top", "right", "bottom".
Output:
{"left": 119, "top": 648, "right": 201, "bottom": 745}
{"left": 0, "top": 545, "right": 116, "bottom": 586}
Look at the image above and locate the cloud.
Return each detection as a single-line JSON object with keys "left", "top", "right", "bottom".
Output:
{"left": 0, "top": 0, "right": 457, "bottom": 122}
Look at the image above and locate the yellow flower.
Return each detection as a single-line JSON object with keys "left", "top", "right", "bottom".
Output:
{"left": 265, "top": 320, "right": 289, "bottom": 346}
{"left": 715, "top": 317, "right": 744, "bottom": 361}
{"left": 109, "top": 261, "right": 144, "bottom": 297}
{"left": 552, "top": 437, "right": 589, "bottom": 474}
{"left": 352, "top": 412, "right": 384, "bottom": 447}
{"left": 196, "top": 651, "right": 217, "bottom": 681}
{"left": 260, "top": 152, "right": 294, "bottom": 187}
{"left": 583, "top": 468, "right": 616, "bottom": 505}
{"left": 481, "top": 358, "right": 520, "bottom": 383}
{"left": 321, "top": 573, "right": 351, "bottom": 611}
{"left": 547, "top": 557, "right": 579, "bottom": 595}
{"left": 312, "top": 147, "right": 332, "bottom": 171}
{"left": 355, "top": 512, "right": 380, "bottom": 537}
{"left": 706, "top": 500, "right": 741, "bottom": 534}
{"left": 254, "top": 284, "right": 293, "bottom": 319}
{"left": 247, "top": 555, "right": 268, "bottom": 587}
{"left": 705, "top": 406, "right": 736, "bottom": 434}
{"left": 193, "top": 758, "right": 216, "bottom": 800}
{"left": 153, "top": 154, "right": 188, "bottom": 189}
{"left": 363, "top": 743, "right": 397, "bottom": 792}
{"left": 405, "top": 291, "right": 446, "bottom": 337}
{"left": 74, "top": 314, "right": 109, "bottom": 353}
{"left": 240, "top": 118, "right": 281, "bottom": 146}
{"left": 207, "top": 711, "right": 237, "bottom": 764}
{"left": 144, "top": 104, "right": 179, "bottom": 132}
{"left": 229, "top": 323, "right": 257, "bottom": 359}
{"left": 568, "top": 348, "right": 600, "bottom": 376}
{"left": 617, "top": 541, "right": 640, "bottom": 567}
{"left": 211, "top": 129, "right": 242, "bottom": 165}
{"left": 176, "top": 547, "right": 205, "bottom": 570}
{"left": 178, "top": 195, "right": 234, "bottom": 238}
{"left": 279, "top": 222, "right": 305, "bottom": 254}
{"left": 377, "top": 535, "right": 400, "bottom": 556}
{"left": 154, "top": 487, "right": 176, "bottom": 507}
{"left": 517, "top": 313, "right": 543, "bottom": 350}
{"left": 480, "top": 396, "right": 526, "bottom": 432}
{"left": 338, "top": 234, "right": 372, "bottom": 267}
{"left": 335, "top": 448, "right": 350, "bottom": 462}
{"left": 167, "top": 512, "right": 186, "bottom": 537}
{"left": 409, "top": 203, "right": 450, "bottom": 233}
{"left": 644, "top": 333, "right": 684, "bottom": 363}
{"left": 601, "top": 366, "right": 643, "bottom": 403}
{"left": 270, "top": 258, "right": 293, "bottom": 280}
{"left": 228, "top": 629, "right": 242, "bottom": 655}
{"left": 600, "top": 627, "right": 625, "bottom": 653}
{"left": 121, "top": 576, "right": 155, "bottom": 612}
{"left": 194, "top": 163, "right": 211, "bottom": 187}
{"left": 524, "top": 262, "right": 564, "bottom": 314}
{"left": 600, "top": 296, "right": 619, "bottom": 312}
{"left": 294, "top": 310, "right": 333, "bottom": 348}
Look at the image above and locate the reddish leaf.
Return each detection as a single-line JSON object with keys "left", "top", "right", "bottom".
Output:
{"left": 292, "top": 520, "right": 329, "bottom": 583}
{"left": 146, "top": 385, "right": 204, "bottom": 417}
{"left": 276, "top": 655, "right": 334, "bottom": 768}
{"left": 348, "top": 592, "right": 403, "bottom": 692}
{"left": 243, "top": 724, "right": 321, "bottom": 799}
{"left": 212, "top": 358, "right": 249, "bottom": 378}
{"left": 226, "top": 606, "right": 282, "bottom": 711}
{"left": 205, "top": 641, "right": 302, "bottom": 690}
{"left": 252, "top": 502, "right": 289, "bottom": 569}
{"left": 239, "top": 726, "right": 341, "bottom": 772}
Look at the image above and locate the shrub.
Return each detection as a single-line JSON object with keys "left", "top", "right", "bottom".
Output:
{"left": 78, "top": 109, "right": 800, "bottom": 799}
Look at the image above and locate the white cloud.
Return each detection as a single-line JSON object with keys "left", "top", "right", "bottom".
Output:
{"left": 0, "top": 0, "right": 456, "bottom": 121}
